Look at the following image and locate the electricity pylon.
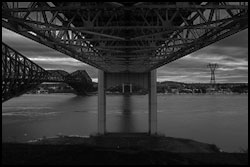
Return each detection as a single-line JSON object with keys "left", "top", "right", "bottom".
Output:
{"left": 207, "top": 63, "right": 218, "bottom": 88}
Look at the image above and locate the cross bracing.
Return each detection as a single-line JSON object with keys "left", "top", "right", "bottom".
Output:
{"left": 2, "top": 42, "right": 48, "bottom": 102}
{"left": 46, "top": 70, "right": 93, "bottom": 95}
{"left": 2, "top": 2, "right": 248, "bottom": 73}
{"left": 2, "top": 42, "right": 93, "bottom": 102}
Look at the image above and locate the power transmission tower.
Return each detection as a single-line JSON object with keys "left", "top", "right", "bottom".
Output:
{"left": 207, "top": 63, "right": 218, "bottom": 88}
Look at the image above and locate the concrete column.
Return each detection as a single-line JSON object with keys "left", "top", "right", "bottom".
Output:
{"left": 149, "top": 69, "right": 157, "bottom": 135}
{"left": 130, "top": 84, "right": 132, "bottom": 93}
{"left": 122, "top": 83, "right": 124, "bottom": 93}
{"left": 98, "top": 70, "right": 106, "bottom": 134}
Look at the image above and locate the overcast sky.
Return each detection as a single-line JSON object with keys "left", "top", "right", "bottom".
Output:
{"left": 2, "top": 27, "right": 248, "bottom": 83}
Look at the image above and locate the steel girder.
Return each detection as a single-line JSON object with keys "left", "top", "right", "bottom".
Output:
{"left": 46, "top": 70, "right": 70, "bottom": 82}
{"left": 2, "top": 42, "right": 92, "bottom": 102}
{"left": 2, "top": 2, "right": 248, "bottom": 73}
{"left": 2, "top": 42, "right": 48, "bottom": 102}
{"left": 67, "top": 70, "right": 93, "bottom": 95}
{"left": 46, "top": 70, "right": 93, "bottom": 95}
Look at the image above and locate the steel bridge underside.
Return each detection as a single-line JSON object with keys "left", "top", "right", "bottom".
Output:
{"left": 2, "top": 2, "right": 248, "bottom": 73}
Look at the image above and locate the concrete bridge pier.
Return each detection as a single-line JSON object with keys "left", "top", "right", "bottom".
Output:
{"left": 98, "top": 70, "right": 106, "bottom": 134}
{"left": 97, "top": 69, "right": 157, "bottom": 135}
{"left": 149, "top": 69, "right": 157, "bottom": 135}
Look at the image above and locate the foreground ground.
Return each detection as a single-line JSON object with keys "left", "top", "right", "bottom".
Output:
{"left": 2, "top": 133, "right": 248, "bottom": 165}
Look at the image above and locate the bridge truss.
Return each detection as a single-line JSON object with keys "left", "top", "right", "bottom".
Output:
{"left": 2, "top": 42, "right": 93, "bottom": 102}
{"left": 2, "top": 2, "right": 248, "bottom": 73}
{"left": 46, "top": 70, "right": 93, "bottom": 95}
{"left": 2, "top": 42, "right": 48, "bottom": 102}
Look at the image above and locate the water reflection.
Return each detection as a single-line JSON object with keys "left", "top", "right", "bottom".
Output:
{"left": 119, "top": 94, "right": 135, "bottom": 132}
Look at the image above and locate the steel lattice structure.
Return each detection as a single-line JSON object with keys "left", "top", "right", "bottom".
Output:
{"left": 46, "top": 70, "right": 71, "bottom": 82}
{"left": 67, "top": 70, "right": 93, "bottom": 95}
{"left": 2, "top": 2, "right": 248, "bottom": 73}
{"left": 207, "top": 63, "right": 218, "bottom": 85}
{"left": 2, "top": 42, "right": 93, "bottom": 102}
{"left": 46, "top": 70, "right": 93, "bottom": 95}
{"left": 2, "top": 42, "right": 48, "bottom": 102}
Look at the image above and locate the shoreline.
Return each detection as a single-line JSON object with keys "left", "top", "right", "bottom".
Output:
{"left": 25, "top": 133, "right": 222, "bottom": 153}
{"left": 2, "top": 134, "right": 248, "bottom": 165}
{"left": 24, "top": 92, "right": 248, "bottom": 95}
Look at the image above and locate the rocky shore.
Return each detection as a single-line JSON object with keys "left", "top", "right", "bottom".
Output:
{"left": 2, "top": 133, "right": 248, "bottom": 165}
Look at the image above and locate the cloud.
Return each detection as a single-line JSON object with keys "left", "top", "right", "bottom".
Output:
{"left": 29, "top": 57, "right": 83, "bottom": 65}
{"left": 184, "top": 52, "right": 248, "bottom": 68}
{"left": 92, "top": 78, "right": 98, "bottom": 83}
{"left": 212, "top": 29, "right": 248, "bottom": 48}
{"left": 158, "top": 39, "right": 248, "bottom": 83}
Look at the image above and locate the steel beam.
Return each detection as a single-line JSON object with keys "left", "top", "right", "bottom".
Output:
{"left": 2, "top": 2, "right": 248, "bottom": 73}
{"left": 2, "top": 42, "right": 48, "bottom": 103}
{"left": 46, "top": 70, "right": 93, "bottom": 95}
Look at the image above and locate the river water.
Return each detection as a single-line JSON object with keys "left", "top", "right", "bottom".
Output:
{"left": 2, "top": 93, "right": 248, "bottom": 152}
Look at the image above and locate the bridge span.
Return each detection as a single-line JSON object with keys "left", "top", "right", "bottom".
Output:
{"left": 2, "top": 2, "right": 248, "bottom": 135}
{"left": 46, "top": 70, "right": 93, "bottom": 95}
{"left": 2, "top": 42, "right": 93, "bottom": 102}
